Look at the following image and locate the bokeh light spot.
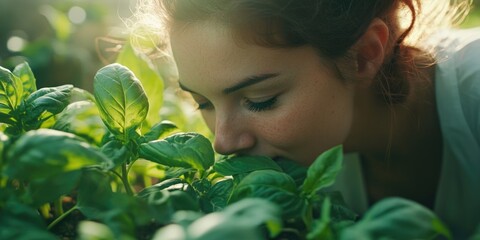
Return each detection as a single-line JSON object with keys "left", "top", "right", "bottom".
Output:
{"left": 7, "top": 36, "right": 26, "bottom": 52}
{"left": 68, "top": 6, "right": 87, "bottom": 24}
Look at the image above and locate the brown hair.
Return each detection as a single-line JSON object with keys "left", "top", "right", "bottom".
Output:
{"left": 130, "top": 0, "right": 471, "bottom": 103}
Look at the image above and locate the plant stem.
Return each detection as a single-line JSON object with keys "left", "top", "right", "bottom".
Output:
{"left": 121, "top": 163, "right": 134, "bottom": 196}
{"left": 302, "top": 202, "right": 313, "bottom": 232}
{"left": 110, "top": 170, "right": 123, "bottom": 181}
{"left": 54, "top": 197, "right": 64, "bottom": 216}
{"left": 47, "top": 205, "right": 78, "bottom": 230}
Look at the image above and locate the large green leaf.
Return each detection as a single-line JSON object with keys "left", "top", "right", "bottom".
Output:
{"left": 139, "top": 132, "right": 214, "bottom": 171}
{"left": 0, "top": 65, "right": 23, "bottom": 118}
{"left": 213, "top": 155, "right": 282, "bottom": 176}
{"left": 4, "top": 129, "right": 112, "bottom": 180}
{"left": 230, "top": 170, "right": 304, "bottom": 218}
{"left": 77, "top": 168, "right": 115, "bottom": 217}
{"left": 23, "top": 84, "right": 74, "bottom": 129}
{"left": 93, "top": 63, "right": 149, "bottom": 141}
{"left": 13, "top": 61, "right": 37, "bottom": 99}
{"left": 25, "top": 170, "right": 82, "bottom": 207}
{"left": 116, "top": 43, "right": 164, "bottom": 127}
{"left": 0, "top": 201, "right": 57, "bottom": 240}
{"left": 152, "top": 198, "right": 282, "bottom": 240}
{"left": 301, "top": 145, "right": 343, "bottom": 196}
{"left": 192, "top": 199, "right": 282, "bottom": 240}
{"left": 339, "top": 197, "right": 452, "bottom": 240}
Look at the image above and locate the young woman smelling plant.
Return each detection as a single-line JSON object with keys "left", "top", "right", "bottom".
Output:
{"left": 132, "top": 0, "right": 480, "bottom": 238}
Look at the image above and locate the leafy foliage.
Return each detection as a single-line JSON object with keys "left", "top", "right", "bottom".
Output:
{"left": 0, "top": 61, "right": 464, "bottom": 240}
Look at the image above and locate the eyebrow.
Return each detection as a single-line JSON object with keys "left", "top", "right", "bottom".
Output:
{"left": 223, "top": 73, "right": 279, "bottom": 94}
{"left": 179, "top": 73, "right": 279, "bottom": 95}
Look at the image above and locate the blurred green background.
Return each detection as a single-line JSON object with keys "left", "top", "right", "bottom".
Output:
{"left": 0, "top": 0, "right": 137, "bottom": 92}
{"left": 464, "top": 0, "right": 480, "bottom": 27}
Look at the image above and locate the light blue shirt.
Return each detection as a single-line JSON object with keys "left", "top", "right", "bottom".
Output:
{"left": 331, "top": 28, "right": 480, "bottom": 238}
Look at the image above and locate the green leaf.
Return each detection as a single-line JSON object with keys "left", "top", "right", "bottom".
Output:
{"left": 140, "top": 178, "right": 186, "bottom": 192}
{"left": 77, "top": 168, "right": 114, "bottom": 217}
{"left": 301, "top": 145, "right": 343, "bottom": 196}
{"left": 191, "top": 198, "right": 282, "bottom": 240}
{"left": 153, "top": 198, "right": 282, "bottom": 240}
{"left": 139, "top": 132, "right": 214, "bottom": 171}
{"left": 53, "top": 100, "right": 106, "bottom": 145}
{"left": 101, "top": 139, "right": 130, "bottom": 167}
{"left": 0, "top": 132, "right": 9, "bottom": 165}
{"left": 339, "top": 197, "right": 452, "bottom": 240}
{"left": 0, "top": 112, "right": 16, "bottom": 125}
{"left": 23, "top": 84, "right": 74, "bottom": 128}
{"left": 25, "top": 170, "right": 82, "bottom": 207}
{"left": 206, "top": 179, "right": 234, "bottom": 211}
{"left": 317, "top": 192, "right": 358, "bottom": 222}
{"left": 116, "top": 42, "right": 164, "bottom": 127}
{"left": 0, "top": 201, "right": 57, "bottom": 240}
{"left": 140, "top": 120, "right": 177, "bottom": 143}
{"left": 13, "top": 61, "right": 37, "bottom": 99}
{"left": 4, "top": 129, "right": 112, "bottom": 180}
{"left": 307, "top": 198, "right": 335, "bottom": 240}
{"left": 152, "top": 224, "right": 188, "bottom": 240}
{"left": 0, "top": 65, "right": 23, "bottom": 118}
{"left": 77, "top": 221, "right": 116, "bottom": 240}
{"left": 213, "top": 155, "right": 282, "bottom": 176}
{"left": 230, "top": 169, "right": 304, "bottom": 218}
{"left": 138, "top": 180, "right": 200, "bottom": 212}
{"left": 93, "top": 63, "right": 149, "bottom": 141}
{"left": 136, "top": 189, "right": 175, "bottom": 223}
{"left": 275, "top": 158, "right": 307, "bottom": 187}
{"left": 169, "top": 190, "right": 201, "bottom": 212}
{"left": 77, "top": 169, "right": 150, "bottom": 238}
{"left": 470, "top": 224, "right": 480, "bottom": 240}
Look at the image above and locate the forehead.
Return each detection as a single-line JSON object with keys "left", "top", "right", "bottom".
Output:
{"left": 170, "top": 21, "right": 271, "bottom": 80}
{"left": 169, "top": 20, "right": 335, "bottom": 94}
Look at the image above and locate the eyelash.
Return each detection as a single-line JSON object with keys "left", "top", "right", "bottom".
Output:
{"left": 197, "top": 102, "right": 213, "bottom": 110}
{"left": 244, "top": 96, "right": 278, "bottom": 112}
{"left": 196, "top": 96, "right": 278, "bottom": 112}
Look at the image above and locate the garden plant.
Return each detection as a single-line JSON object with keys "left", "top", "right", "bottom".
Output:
{"left": 0, "top": 43, "right": 479, "bottom": 240}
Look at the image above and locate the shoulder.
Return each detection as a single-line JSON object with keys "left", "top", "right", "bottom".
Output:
{"left": 428, "top": 27, "right": 480, "bottom": 56}
{"left": 432, "top": 27, "right": 480, "bottom": 145}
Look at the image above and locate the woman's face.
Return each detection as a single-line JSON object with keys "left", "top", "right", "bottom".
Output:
{"left": 170, "top": 21, "right": 357, "bottom": 165}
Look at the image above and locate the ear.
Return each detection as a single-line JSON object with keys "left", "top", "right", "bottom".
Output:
{"left": 352, "top": 18, "right": 389, "bottom": 84}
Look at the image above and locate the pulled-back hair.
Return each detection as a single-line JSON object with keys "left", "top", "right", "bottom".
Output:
{"left": 129, "top": 0, "right": 471, "bottom": 103}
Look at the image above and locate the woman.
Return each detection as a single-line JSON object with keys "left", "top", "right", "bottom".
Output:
{"left": 133, "top": 0, "right": 479, "bottom": 237}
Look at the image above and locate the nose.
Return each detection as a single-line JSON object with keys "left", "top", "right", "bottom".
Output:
{"left": 212, "top": 114, "right": 256, "bottom": 155}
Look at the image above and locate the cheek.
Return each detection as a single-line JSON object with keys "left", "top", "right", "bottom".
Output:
{"left": 255, "top": 88, "right": 354, "bottom": 161}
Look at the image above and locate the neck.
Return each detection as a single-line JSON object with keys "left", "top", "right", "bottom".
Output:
{"left": 344, "top": 52, "right": 440, "bottom": 161}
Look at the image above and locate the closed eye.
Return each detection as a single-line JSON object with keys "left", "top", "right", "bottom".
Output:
{"left": 244, "top": 96, "right": 278, "bottom": 112}
{"left": 197, "top": 101, "right": 213, "bottom": 110}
